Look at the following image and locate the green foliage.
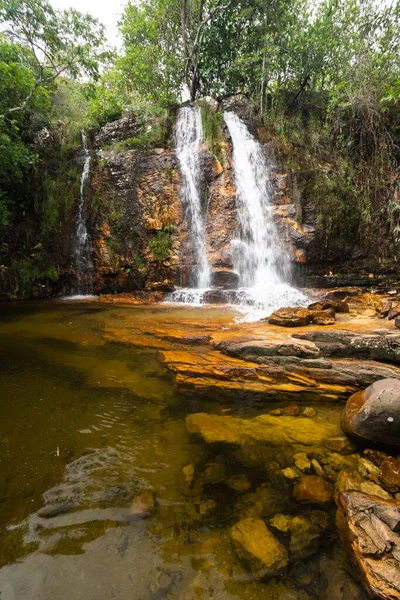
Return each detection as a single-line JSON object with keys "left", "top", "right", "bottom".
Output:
{"left": 0, "top": 0, "right": 107, "bottom": 115}
{"left": 118, "top": 0, "right": 182, "bottom": 106}
{"left": 149, "top": 225, "right": 176, "bottom": 263}
{"left": 10, "top": 257, "right": 59, "bottom": 298}
{"left": 198, "top": 101, "right": 223, "bottom": 160}
{"left": 134, "top": 251, "right": 146, "bottom": 269}
{"left": 40, "top": 163, "right": 81, "bottom": 237}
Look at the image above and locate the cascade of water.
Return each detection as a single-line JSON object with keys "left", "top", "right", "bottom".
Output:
{"left": 74, "top": 131, "right": 94, "bottom": 296}
{"left": 167, "top": 106, "right": 211, "bottom": 304}
{"left": 224, "top": 111, "right": 307, "bottom": 320}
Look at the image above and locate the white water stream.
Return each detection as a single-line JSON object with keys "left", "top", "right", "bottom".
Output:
{"left": 167, "top": 106, "right": 211, "bottom": 304}
{"left": 223, "top": 112, "right": 306, "bottom": 320}
{"left": 73, "top": 131, "right": 94, "bottom": 296}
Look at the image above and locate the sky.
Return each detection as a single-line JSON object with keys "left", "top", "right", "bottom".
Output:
{"left": 50, "top": 0, "right": 126, "bottom": 48}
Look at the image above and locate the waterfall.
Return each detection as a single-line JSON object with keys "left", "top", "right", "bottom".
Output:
{"left": 224, "top": 112, "right": 307, "bottom": 320}
{"left": 167, "top": 106, "right": 211, "bottom": 304}
{"left": 74, "top": 131, "right": 94, "bottom": 296}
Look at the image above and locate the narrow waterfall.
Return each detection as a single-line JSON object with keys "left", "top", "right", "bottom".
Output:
{"left": 74, "top": 131, "right": 94, "bottom": 296}
{"left": 224, "top": 112, "right": 306, "bottom": 320}
{"left": 167, "top": 106, "right": 211, "bottom": 304}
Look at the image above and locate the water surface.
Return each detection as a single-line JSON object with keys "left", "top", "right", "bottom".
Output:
{"left": 0, "top": 302, "right": 366, "bottom": 599}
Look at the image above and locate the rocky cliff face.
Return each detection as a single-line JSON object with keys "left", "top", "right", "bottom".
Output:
{"left": 86, "top": 104, "right": 313, "bottom": 296}
{"left": 1, "top": 97, "right": 395, "bottom": 300}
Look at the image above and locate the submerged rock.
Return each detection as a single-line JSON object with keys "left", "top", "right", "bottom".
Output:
{"left": 186, "top": 413, "right": 336, "bottom": 449}
{"left": 337, "top": 491, "right": 400, "bottom": 600}
{"left": 230, "top": 518, "right": 288, "bottom": 580}
{"left": 289, "top": 515, "right": 321, "bottom": 559}
{"left": 269, "top": 513, "right": 291, "bottom": 534}
{"left": 341, "top": 378, "right": 400, "bottom": 450}
{"left": 227, "top": 474, "right": 251, "bottom": 492}
{"left": 237, "top": 484, "right": 286, "bottom": 519}
{"left": 128, "top": 490, "right": 155, "bottom": 518}
{"left": 293, "top": 475, "right": 334, "bottom": 504}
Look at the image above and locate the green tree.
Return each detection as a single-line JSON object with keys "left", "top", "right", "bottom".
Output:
{"left": 0, "top": 0, "right": 106, "bottom": 116}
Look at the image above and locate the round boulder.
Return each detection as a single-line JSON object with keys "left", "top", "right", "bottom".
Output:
{"left": 341, "top": 378, "right": 400, "bottom": 450}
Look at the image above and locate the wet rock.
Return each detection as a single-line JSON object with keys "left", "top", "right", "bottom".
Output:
{"left": 380, "top": 457, "right": 400, "bottom": 493}
{"left": 216, "top": 337, "right": 320, "bottom": 359}
{"left": 268, "top": 307, "right": 313, "bottom": 327}
{"left": 337, "top": 491, "right": 400, "bottom": 599}
{"left": 201, "top": 289, "right": 229, "bottom": 304}
{"left": 289, "top": 515, "right": 320, "bottom": 559}
{"left": 312, "top": 309, "right": 336, "bottom": 326}
{"left": 293, "top": 476, "right": 333, "bottom": 504}
{"left": 128, "top": 490, "right": 155, "bottom": 518}
{"left": 230, "top": 518, "right": 288, "bottom": 580}
{"left": 227, "top": 474, "right": 251, "bottom": 492}
{"left": 323, "top": 287, "right": 363, "bottom": 300}
{"left": 341, "top": 378, "right": 400, "bottom": 450}
{"left": 211, "top": 268, "right": 239, "bottom": 289}
{"left": 308, "top": 300, "right": 350, "bottom": 313}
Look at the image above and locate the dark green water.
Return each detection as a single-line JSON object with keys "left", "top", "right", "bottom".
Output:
{"left": 0, "top": 302, "right": 367, "bottom": 600}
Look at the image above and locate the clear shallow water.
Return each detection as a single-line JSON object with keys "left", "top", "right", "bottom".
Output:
{"left": 0, "top": 302, "right": 367, "bottom": 600}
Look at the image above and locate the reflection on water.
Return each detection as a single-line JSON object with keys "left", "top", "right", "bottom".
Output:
{"left": 0, "top": 302, "right": 367, "bottom": 600}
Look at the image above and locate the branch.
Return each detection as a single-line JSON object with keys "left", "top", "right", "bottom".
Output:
{"left": 190, "top": 0, "right": 235, "bottom": 59}
{"left": 1, "top": 67, "right": 66, "bottom": 118}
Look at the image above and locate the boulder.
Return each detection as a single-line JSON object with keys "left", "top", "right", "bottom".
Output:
{"left": 336, "top": 491, "right": 400, "bottom": 600}
{"left": 341, "top": 378, "right": 400, "bottom": 450}
{"left": 230, "top": 518, "right": 288, "bottom": 579}
{"left": 268, "top": 307, "right": 313, "bottom": 327}
{"left": 293, "top": 475, "right": 334, "bottom": 504}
